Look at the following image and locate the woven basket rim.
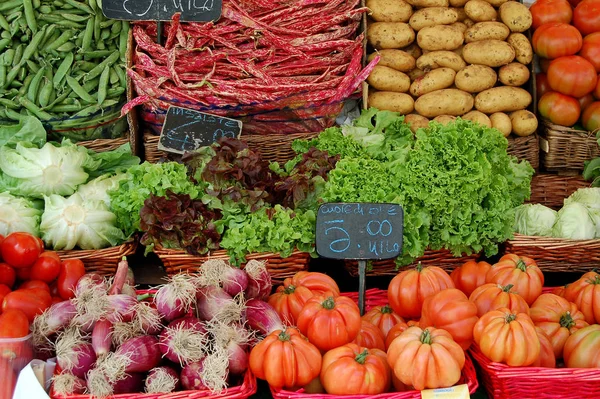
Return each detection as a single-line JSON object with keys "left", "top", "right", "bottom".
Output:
{"left": 54, "top": 239, "right": 138, "bottom": 257}
{"left": 508, "top": 233, "right": 600, "bottom": 246}
{"left": 542, "top": 119, "right": 600, "bottom": 137}
{"left": 152, "top": 243, "right": 308, "bottom": 259}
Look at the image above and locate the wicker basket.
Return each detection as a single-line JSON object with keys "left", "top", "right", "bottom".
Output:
{"left": 75, "top": 136, "right": 131, "bottom": 153}
{"left": 143, "top": 131, "right": 318, "bottom": 164}
{"left": 528, "top": 173, "right": 591, "bottom": 209}
{"left": 154, "top": 246, "right": 310, "bottom": 284}
{"left": 540, "top": 120, "right": 600, "bottom": 171}
{"left": 470, "top": 344, "right": 600, "bottom": 399}
{"left": 344, "top": 249, "right": 480, "bottom": 277}
{"left": 504, "top": 234, "right": 600, "bottom": 272}
{"left": 507, "top": 134, "right": 539, "bottom": 169}
{"left": 55, "top": 240, "right": 138, "bottom": 276}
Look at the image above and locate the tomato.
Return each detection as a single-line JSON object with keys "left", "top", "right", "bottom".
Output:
{"left": 532, "top": 327, "right": 557, "bottom": 368}
{"left": 547, "top": 56, "right": 598, "bottom": 98}
{"left": 563, "top": 324, "right": 600, "bottom": 368}
{"left": 595, "top": 78, "right": 600, "bottom": 99}
{"left": 530, "top": 0, "right": 573, "bottom": 30}
{"left": 582, "top": 101, "right": 600, "bottom": 131}
{"left": 0, "top": 232, "right": 42, "bottom": 269}
{"left": 538, "top": 91, "right": 582, "bottom": 126}
{"left": 486, "top": 254, "right": 544, "bottom": 305}
{"left": 385, "top": 321, "right": 410, "bottom": 350}
{"left": 352, "top": 321, "right": 386, "bottom": 350}
{"left": 2, "top": 288, "right": 52, "bottom": 322}
{"left": 473, "top": 308, "right": 540, "bottom": 366}
{"left": 450, "top": 260, "right": 492, "bottom": 297}
{"left": 0, "top": 359, "right": 17, "bottom": 399}
{"left": 320, "top": 344, "right": 391, "bottom": 395}
{"left": 387, "top": 327, "right": 465, "bottom": 391}
{"left": 18, "top": 280, "right": 50, "bottom": 293}
{"left": 532, "top": 23, "right": 583, "bottom": 59}
{"left": 420, "top": 288, "right": 479, "bottom": 350}
{"left": 530, "top": 293, "right": 589, "bottom": 358}
{"left": 469, "top": 283, "right": 530, "bottom": 316}
{"left": 38, "top": 251, "right": 61, "bottom": 262}
{"left": 539, "top": 57, "right": 552, "bottom": 73}
{"left": 249, "top": 328, "right": 322, "bottom": 389}
{"left": 573, "top": 0, "right": 600, "bottom": 36}
{"left": 297, "top": 295, "right": 362, "bottom": 351}
{"left": 57, "top": 259, "right": 86, "bottom": 300}
{"left": 0, "top": 285, "right": 11, "bottom": 309}
{"left": 552, "top": 285, "right": 568, "bottom": 297}
{"left": 536, "top": 73, "right": 551, "bottom": 99}
{"left": 0, "top": 309, "right": 29, "bottom": 338}
{"left": 579, "top": 94, "right": 596, "bottom": 111}
{"left": 580, "top": 33, "right": 600, "bottom": 73}
{"left": 49, "top": 282, "right": 59, "bottom": 297}
{"left": 563, "top": 271, "right": 600, "bottom": 324}
{"left": 30, "top": 254, "right": 61, "bottom": 283}
{"left": 0, "top": 264, "right": 15, "bottom": 288}
{"left": 15, "top": 267, "right": 31, "bottom": 281}
{"left": 362, "top": 305, "right": 405, "bottom": 337}
{"left": 268, "top": 271, "right": 340, "bottom": 325}
{"left": 387, "top": 264, "right": 454, "bottom": 319}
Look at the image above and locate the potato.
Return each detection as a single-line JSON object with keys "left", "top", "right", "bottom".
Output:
{"left": 450, "top": 0, "right": 469, "bottom": 7}
{"left": 409, "top": 7, "right": 458, "bottom": 31}
{"left": 499, "top": 2, "right": 532, "bottom": 33}
{"left": 433, "top": 115, "right": 457, "bottom": 125}
{"left": 417, "top": 25, "right": 464, "bottom": 51}
{"left": 368, "top": 50, "right": 416, "bottom": 72}
{"left": 405, "top": 0, "right": 449, "bottom": 7}
{"left": 405, "top": 114, "right": 430, "bottom": 132}
{"left": 415, "top": 88, "right": 474, "bottom": 117}
{"left": 455, "top": 65, "right": 497, "bottom": 93}
{"left": 402, "top": 42, "right": 423, "bottom": 59}
{"left": 368, "top": 91, "right": 415, "bottom": 114}
{"left": 507, "top": 33, "right": 533, "bottom": 65}
{"left": 367, "top": 66, "right": 411, "bottom": 92}
{"left": 481, "top": 0, "right": 509, "bottom": 7}
{"left": 490, "top": 112, "right": 512, "bottom": 137}
{"left": 368, "top": 23, "right": 416, "bottom": 49}
{"left": 462, "top": 110, "right": 492, "bottom": 127}
{"left": 498, "top": 62, "right": 530, "bottom": 86}
{"left": 510, "top": 110, "right": 538, "bottom": 137}
{"left": 465, "top": 22, "right": 510, "bottom": 43}
{"left": 452, "top": 7, "right": 468, "bottom": 21}
{"left": 475, "top": 87, "right": 532, "bottom": 113}
{"left": 451, "top": 22, "right": 468, "bottom": 33}
{"left": 464, "top": 0, "right": 497, "bottom": 22}
{"left": 416, "top": 51, "right": 466, "bottom": 72}
{"left": 462, "top": 40, "right": 515, "bottom": 67}
{"left": 366, "top": 0, "right": 413, "bottom": 23}
{"left": 463, "top": 18, "right": 475, "bottom": 28}
{"left": 407, "top": 68, "right": 427, "bottom": 81}
{"left": 410, "top": 67, "right": 456, "bottom": 96}
{"left": 453, "top": 45, "right": 464, "bottom": 57}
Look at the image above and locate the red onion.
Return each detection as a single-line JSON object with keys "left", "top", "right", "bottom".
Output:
{"left": 32, "top": 300, "right": 77, "bottom": 345}
{"left": 122, "top": 284, "right": 137, "bottom": 298}
{"left": 105, "top": 294, "right": 137, "bottom": 323}
{"left": 159, "top": 317, "right": 207, "bottom": 365}
{"left": 56, "top": 341, "right": 97, "bottom": 379}
{"left": 87, "top": 368, "right": 144, "bottom": 397}
{"left": 145, "top": 366, "right": 181, "bottom": 393}
{"left": 180, "top": 360, "right": 209, "bottom": 390}
{"left": 115, "top": 335, "right": 162, "bottom": 373}
{"left": 109, "top": 256, "right": 130, "bottom": 295}
{"left": 198, "top": 259, "right": 248, "bottom": 296}
{"left": 154, "top": 274, "right": 198, "bottom": 322}
{"left": 125, "top": 267, "right": 135, "bottom": 286}
{"left": 226, "top": 341, "right": 248, "bottom": 376}
{"left": 243, "top": 299, "right": 284, "bottom": 335}
{"left": 75, "top": 273, "right": 107, "bottom": 298}
{"left": 196, "top": 286, "right": 235, "bottom": 321}
{"left": 205, "top": 320, "right": 251, "bottom": 375}
{"left": 244, "top": 260, "right": 272, "bottom": 300}
{"left": 222, "top": 268, "right": 249, "bottom": 297}
{"left": 113, "top": 373, "right": 145, "bottom": 394}
{"left": 132, "top": 302, "right": 163, "bottom": 335}
{"left": 92, "top": 319, "right": 113, "bottom": 358}
{"left": 51, "top": 373, "right": 87, "bottom": 396}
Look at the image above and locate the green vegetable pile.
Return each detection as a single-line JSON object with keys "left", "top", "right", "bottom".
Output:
{"left": 0, "top": 0, "right": 128, "bottom": 141}
{"left": 583, "top": 132, "right": 600, "bottom": 187}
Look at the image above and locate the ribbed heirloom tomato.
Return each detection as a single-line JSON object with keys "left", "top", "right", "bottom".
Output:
{"left": 486, "top": 254, "right": 544, "bottom": 305}
{"left": 532, "top": 327, "right": 557, "bottom": 368}
{"left": 547, "top": 56, "right": 598, "bottom": 98}
{"left": 532, "top": 23, "right": 583, "bottom": 59}
{"left": 563, "top": 324, "right": 600, "bottom": 368}
{"left": 385, "top": 321, "right": 410, "bottom": 350}
{"left": 538, "top": 92, "right": 581, "bottom": 126}
{"left": 352, "top": 321, "right": 386, "bottom": 350}
{"left": 450, "top": 260, "right": 492, "bottom": 297}
{"left": 580, "top": 32, "right": 600, "bottom": 73}
{"left": 582, "top": 102, "right": 600, "bottom": 131}
{"left": 530, "top": 0, "right": 573, "bottom": 30}
{"left": 563, "top": 271, "right": 600, "bottom": 324}
{"left": 362, "top": 304, "right": 405, "bottom": 337}
{"left": 573, "top": 0, "right": 600, "bottom": 36}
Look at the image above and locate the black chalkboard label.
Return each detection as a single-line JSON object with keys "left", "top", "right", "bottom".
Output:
{"left": 102, "top": 0, "right": 222, "bottom": 22}
{"left": 316, "top": 203, "right": 403, "bottom": 260}
{"left": 158, "top": 106, "right": 242, "bottom": 155}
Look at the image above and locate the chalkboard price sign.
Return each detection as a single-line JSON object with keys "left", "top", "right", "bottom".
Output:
{"left": 158, "top": 106, "right": 242, "bottom": 155}
{"left": 316, "top": 203, "right": 404, "bottom": 261}
{"left": 102, "top": 0, "right": 222, "bottom": 22}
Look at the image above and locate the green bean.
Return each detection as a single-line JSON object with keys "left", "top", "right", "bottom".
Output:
{"left": 19, "top": 97, "right": 53, "bottom": 120}
{"left": 0, "top": 38, "right": 10, "bottom": 52}
{"left": 0, "top": 14, "right": 10, "bottom": 31}
{"left": 8, "top": 79, "right": 21, "bottom": 88}
{"left": 0, "top": 98, "right": 19, "bottom": 109}
{"left": 99, "top": 19, "right": 116, "bottom": 29}
{"left": 96, "top": 0, "right": 102, "bottom": 10}
{"left": 39, "top": 23, "right": 57, "bottom": 48}
{"left": 2, "top": 50, "right": 14, "bottom": 66}
{"left": 96, "top": 40, "right": 105, "bottom": 49}
{"left": 19, "top": 27, "right": 45, "bottom": 65}
{"left": 66, "top": 75, "right": 95, "bottom": 103}
{"left": 37, "top": 78, "right": 54, "bottom": 108}
{"left": 114, "top": 64, "right": 126, "bottom": 89}
{"left": 0, "top": 0, "right": 23, "bottom": 12}
{"left": 12, "top": 44, "right": 23, "bottom": 66}
{"left": 28, "top": 66, "right": 46, "bottom": 103}
{"left": 39, "top": 5, "right": 52, "bottom": 13}
{"left": 100, "top": 28, "right": 110, "bottom": 40}
{"left": 0, "top": 31, "right": 10, "bottom": 40}
{"left": 119, "top": 21, "right": 129, "bottom": 62}
{"left": 58, "top": 97, "right": 79, "bottom": 106}
{"left": 19, "top": 74, "right": 33, "bottom": 97}
{"left": 38, "top": 14, "right": 61, "bottom": 23}
{"left": 53, "top": 52, "right": 73, "bottom": 88}
{"left": 26, "top": 60, "right": 40, "bottom": 73}
{"left": 5, "top": 108, "right": 27, "bottom": 121}
{"left": 72, "top": 103, "right": 101, "bottom": 117}
{"left": 0, "top": 64, "right": 6, "bottom": 88}
{"left": 23, "top": 0, "right": 37, "bottom": 33}
{"left": 41, "top": 31, "right": 61, "bottom": 51}
{"left": 108, "top": 67, "right": 118, "bottom": 85}
{"left": 44, "top": 87, "right": 71, "bottom": 109}
{"left": 81, "top": 17, "right": 94, "bottom": 51}
{"left": 53, "top": 0, "right": 65, "bottom": 6}
{"left": 51, "top": 104, "right": 83, "bottom": 113}
{"left": 97, "top": 65, "right": 109, "bottom": 105}
{"left": 100, "top": 98, "right": 119, "bottom": 108}
{"left": 106, "top": 86, "right": 125, "bottom": 99}
{"left": 74, "top": 53, "right": 83, "bottom": 61}
{"left": 84, "top": 50, "right": 118, "bottom": 82}
{"left": 44, "top": 66, "right": 53, "bottom": 81}
{"left": 63, "top": 0, "right": 94, "bottom": 14}
{"left": 45, "top": 29, "right": 73, "bottom": 52}
{"left": 74, "top": 60, "right": 96, "bottom": 72}
{"left": 56, "top": 42, "right": 76, "bottom": 52}
{"left": 93, "top": 10, "right": 101, "bottom": 40}
{"left": 81, "top": 76, "right": 99, "bottom": 92}
{"left": 55, "top": 20, "right": 85, "bottom": 29}
{"left": 88, "top": 0, "right": 97, "bottom": 11}
{"left": 6, "top": 11, "right": 22, "bottom": 23}
{"left": 61, "top": 13, "right": 91, "bottom": 22}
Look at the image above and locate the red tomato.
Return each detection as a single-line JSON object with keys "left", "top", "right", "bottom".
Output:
{"left": 595, "top": 78, "right": 600, "bottom": 99}
{"left": 30, "top": 254, "right": 61, "bottom": 283}
{"left": 18, "top": 280, "right": 50, "bottom": 293}
{"left": 580, "top": 33, "right": 600, "bottom": 73}
{"left": 533, "top": 23, "right": 583, "bottom": 59}
{"left": 49, "top": 282, "right": 59, "bottom": 297}
{"left": 530, "top": 0, "right": 573, "bottom": 30}
{"left": 0, "top": 234, "right": 3, "bottom": 261}
{"left": 0, "top": 233, "right": 42, "bottom": 269}
{"left": 57, "top": 259, "right": 86, "bottom": 300}
{"left": 536, "top": 73, "right": 551, "bottom": 98}
{"left": 538, "top": 91, "right": 582, "bottom": 126}
{"left": 2, "top": 289, "right": 52, "bottom": 322}
{"left": 0, "top": 309, "right": 29, "bottom": 338}
{"left": 35, "top": 237, "right": 45, "bottom": 251}
{"left": 38, "top": 251, "right": 60, "bottom": 262}
{"left": 0, "top": 263, "right": 16, "bottom": 288}
{"left": 15, "top": 267, "right": 31, "bottom": 281}
{"left": 573, "top": 0, "right": 600, "bottom": 36}
{"left": 579, "top": 94, "right": 596, "bottom": 111}
{"left": 547, "top": 56, "right": 598, "bottom": 98}
{"left": 0, "top": 285, "right": 11, "bottom": 310}
{"left": 582, "top": 102, "right": 600, "bottom": 131}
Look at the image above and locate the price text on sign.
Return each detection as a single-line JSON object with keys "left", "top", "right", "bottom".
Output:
{"left": 102, "top": 0, "right": 222, "bottom": 22}
{"left": 158, "top": 106, "right": 242, "bottom": 155}
{"left": 316, "top": 203, "right": 403, "bottom": 260}
{"left": 420, "top": 384, "right": 470, "bottom": 399}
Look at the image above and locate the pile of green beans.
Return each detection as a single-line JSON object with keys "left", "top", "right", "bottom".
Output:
{"left": 0, "top": 0, "right": 129, "bottom": 141}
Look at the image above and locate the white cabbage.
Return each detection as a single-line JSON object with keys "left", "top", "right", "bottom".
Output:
{"left": 513, "top": 204, "right": 557, "bottom": 236}
{"left": 552, "top": 202, "right": 597, "bottom": 240}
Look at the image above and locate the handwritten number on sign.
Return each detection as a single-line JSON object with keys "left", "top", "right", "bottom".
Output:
{"left": 324, "top": 220, "right": 351, "bottom": 253}
{"left": 366, "top": 220, "right": 392, "bottom": 237}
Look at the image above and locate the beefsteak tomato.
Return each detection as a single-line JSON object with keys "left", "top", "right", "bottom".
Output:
{"left": 473, "top": 308, "right": 540, "bottom": 366}
{"left": 296, "top": 295, "right": 361, "bottom": 351}
{"left": 538, "top": 91, "right": 582, "bottom": 126}
{"left": 532, "top": 23, "right": 583, "bottom": 59}
{"left": 385, "top": 321, "right": 410, "bottom": 350}
{"left": 249, "top": 328, "right": 321, "bottom": 389}
{"left": 419, "top": 288, "right": 479, "bottom": 350}
{"left": 486, "top": 254, "right": 544, "bottom": 305}
{"left": 551, "top": 285, "right": 568, "bottom": 297}
{"left": 530, "top": 0, "right": 573, "bottom": 30}
{"left": 582, "top": 101, "right": 600, "bottom": 131}
{"left": 352, "top": 321, "right": 386, "bottom": 350}
{"left": 362, "top": 304, "right": 405, "bottom": 337}
{"left": 563, "top": 272, "right": 600, "bottom": 324}
{"left": 573, "top": 0, "right": 600, "bottom": 36}
{"left": 388, "top": 263, "right": 454, "bottom": 319}
{"left": 547, "top": 56, "right": 598, "bottom": 98}
{"left": 320, "top": 344, "right": 391, "bottom": 395}
{"left": 580, "top": 32, "right": 600, "bottom": 72}
{"left": 387, "top": 327, "right": 465, "bottom": 391}
{"left": 532, "top": 327, "right": 557, "bottom": 368}
{"left": 450, "top": 260, "right": 492, "bottom": 297}
{"left": 563, "top": 324, "right": 600, "bottom": 368}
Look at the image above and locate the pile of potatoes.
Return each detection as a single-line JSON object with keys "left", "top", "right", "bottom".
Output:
{"left": 365, "top": 0, "right": 539, "bottom": 137}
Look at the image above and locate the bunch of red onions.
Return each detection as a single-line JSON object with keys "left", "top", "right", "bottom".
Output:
{"left": 36, "top": 258, "right": 284, "bottom": 398}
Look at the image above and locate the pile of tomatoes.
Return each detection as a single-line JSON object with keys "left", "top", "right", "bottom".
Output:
{"left": 531, "top": 0, "right": 600, "bottom": 130}
{"left": 0, "top": 232, "right": 86, "bottom": 338}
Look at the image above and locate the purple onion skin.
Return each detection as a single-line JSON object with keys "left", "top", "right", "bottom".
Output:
{"left": 154, "top": 292, "right": 188, "bottom": 322}
{"left": 139, "top": 305, "right": 164, "bottom": 335}
{"left": 196, "top": 286, "right": 233, "bottom": 321}
{"left": 46, "top": 300, "right": 77, "bottom": 334}
{"left": 106, "top": 294, "right": 138, "bottom": 323}
{"left": 243, "top": 299, "right": 284, "bottom": 335}
{"left": 58, "top": 343, "right": 97, "bottom": 379}
{"left": 222, "top": 268, "right": 249, "bottom": 297}
{"left": 245, "top": 267, "right": 272, "bottom": 300}
{"left": 116, "top": 336, "right": 162, "bottom": 373}
{"left": 112, "top": 373, "right": 145, "bottom": 394}
{"left": 75, "top": 273, "right": 106, "bottom": 297}
{"left": 92, "top": 319, "right": 113, "bottom": 357}
{"left": 168, "top": 316, "right": 206, "bottom": 333}
{"left": 227, "top": 342, "right": 248, "bottom": 376}
{"left": 180, "top": 360, "right": 209, "bottom": 390}
{"left": 146, "top": 366, "right": 181, "bottom": 391}
{"left": 159, "top": 317, "right": 206, "bottom": 364}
